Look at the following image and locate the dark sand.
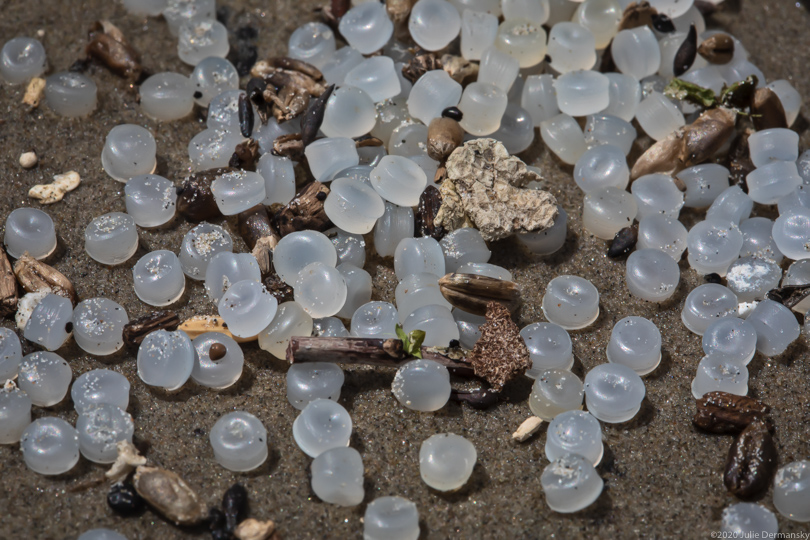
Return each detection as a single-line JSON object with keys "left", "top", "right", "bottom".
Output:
{"left": 1, "top": 0, "right": 810, "bottom": 538}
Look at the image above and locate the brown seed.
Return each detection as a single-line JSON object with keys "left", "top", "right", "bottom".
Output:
{"left": 13, "top": 255, "right": 77, "bottom": 306}
{"left": 724, "top": 420, "right": 778, "bottom": 498}
{"left": 122, "top": 311, "right": 180, "bottom": 347}
{"left": 427, "top": 117, "right": 464, "bottom": 162}
{"left": 673, "top": 24, "right": 697, "bottom": 76}
{"left": 229, "top": 138, "right": 261, "bottom": 170}
{"left": 209, "top": 342, "right": 227, "bottom": 361}
{"left": 751, "top": 87, "right": 789, "bottom": 130}
{"left": 697, "top": 33, "right": 735, "bottom": 64}
{"left": 415, "top": 185, "right": 445, "bottom": 240}
{"left": 618, "top": 1, "right": 658, "bottom": 31}
{"left": 133, "top": 466, "right": 208, "bottom": 526}
{"left": 177, "top": 168, "right": 232, "bottom": 221}
{"left": 608, "top": 224, "right": 638, "bottom": 258}
{"left": 86, "top": 20, "right": 142, "bottom": 80}
{"left": 0, "top": 246, "right": 18, "bottom": 317}
{"left": 274, "top": 181, "right": 332, "bottom": 236}
{"left": 401, "top": 50, "right": 442, "bottom": 84}
{"left": 272, "top": 133, "right": 305, "bottom": 161}
{"left": 438, "top": 273, "right": 521, "bottom": 316}
{"left": 693, "top": 391, "right": 772, "bottom": 434}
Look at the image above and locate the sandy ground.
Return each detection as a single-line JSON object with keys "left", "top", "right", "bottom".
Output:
{"left": 1, "top": 0, "right": 810, "bottom": 538}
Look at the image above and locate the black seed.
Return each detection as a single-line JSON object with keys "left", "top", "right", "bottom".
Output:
{"left": 209, "top": 507, "right": 228, "bottom": 538}
{"left": 607, "top": 225, "right": 638, "bottom": 258}
{"left": 301, "top": 84, "right": 335, "bottom": 147}
{"left": 238, "top": 94, "right": 254, "bottom": 138}
{"left": 704, "top": 273, "right": 722, "bottom": 284}
{"left": 65, "top": 321, "right": 73, "bottom": 333}
{"left": 193, "top": 91, "right": 203, "bottom": 99}
{"left": 651, "top": 13, "right": 676, "bottom": 33}
{"left": 246, "top": 77, "right": 267, "bottom": 104}
{"left": 673, "top": 24, "right": 697, "bottom": 77}
{"left": 69, "top": 58, "right": 91, "bottom": 73}
{"left": 316, "top": 191, "right": 327, "bottom": 201}
{"left": 222, "top": 483, "right": 249, "bottom": 533}
{"left": 235, "top": 26, "right": 258, "bottom": 41}
{"left": 107, "top": 482, "right": 145, "bottom": 515}
{"left": 441, "top": 106, "right": 463, "bottom": 121}
{"left": 448, "top": 339, "right": 460, "bottom": 348}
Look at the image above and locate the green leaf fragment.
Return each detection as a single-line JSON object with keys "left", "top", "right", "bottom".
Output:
{"left": 395, "top": 324, "right": 424, "bottom": 358}
{"left": 664, "top": 79, "right": 717, "bottom": 108}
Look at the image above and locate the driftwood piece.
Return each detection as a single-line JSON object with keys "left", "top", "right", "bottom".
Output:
{"left": 274, "top": 181, "right": 332, "bottom": 236}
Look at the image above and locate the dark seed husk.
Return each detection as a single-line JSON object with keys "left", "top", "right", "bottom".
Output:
{"left": 673, "top": 24, "right": 697, "bottom": 77}
{"left": 263, "top": 273, "right": 294, "bottom": 304}
{"left": 0, "top": 246, "right": 18, "bottom": 316}
{"left": 274, "top": 181, "right": 332, "bottom": 236}
{"left": 704, "top": 273, "right": 723, "bottom": 284}
{"left": 86, "top": 20, "right": 142, "bottom": 80}
{"left": 107, "top": 482, "right": 145, "bottom": 515}
{"left": 301, "top": 84, "right": 335, "bottom": 146}
{"left": 229, "top": 138, "right": 260, "bottom": 170}
{"left": 238, "top": 93, "right": 254, "bottom": 138}
{"left": 720, "top": 75, "right": 758, "bottom": 110}
{"left": 209, "top": 507, "right": 227, "bottom": 537}
{"left": 238, "top": 205, "right": 278, "bottom": 251}
{"left": 223, "top": 483, "right": 249, "bottom": 533}
{"left": 441, "top": 106, "right": 463, "bottom": 121}
{"left": 438, "top": 273, "right": 520, "bottom": 316}
{"left": 697, "top": 33, "right": 735, "bottom": 64}
{"left": 401, "top": 50, "right": 442, "bottom": 83}
{"left": 693, "top": 391, "right": 772, "bottom": 434}
{"left": 449, "top": 386, "right": 499, "bottom": 409}
{"left": 724, "top": 420, "right": 778, "bottom": 498}
{"left": 414, "top": 185, "right": 444, "bottom": 240}
{"left": 751, "top": 87, "right": 789, "bottom": 130}
{"left": 13, "top": 255, "right": 77, "bottom": 306}
{"left": 123, "top": 311, "right": 180, "bottom": 347}
{"left": 272, "top": 133, "right": 305, "bottom": 161}
{"left": 177, "top": 168, "right": 233, "bottom": 221}
{"left": 608, "top": 224, "right": 638, "bottom": 258}
{"left": 651, "top": 13, "right": 675, "bottom": 33}
{"left": 765, "top": 284, "right": 810, "bottom": 313}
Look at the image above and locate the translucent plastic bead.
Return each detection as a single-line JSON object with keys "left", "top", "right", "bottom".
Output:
{"left": 494, "top": 19, "right": 547, "bottom": 68}
{"left": 324, "top": 177, "right": 385, "bottom": 235}
{"left": 637, "top": 216, "right": 687, "bottom": 261}
{"left": 649, "top": 0, "right": 694, "bottom": 17}
{"left": 177, "top": 19, "right": 229, "bottom": 66}
{"left": 293, "top": 399, "right": 352, "bottom": 458}
{"left": 726, "top": 257, "right": 781, "bottom": 303}
{"left": 395, "top": 273, "right": 452, "bottom": 322}
{"left": 204, "top": 252, "right": 260, "bottom": 304}
{"left": 784, "top": 259, "right": 810, "bottom": 286}
{"left": 191, "top": 333, "right": 244, "bottom": 389}
{"left": 516, "top": 206, "right": 568, "bottom": 256}
{"left": 584, "top": 363, "right": 645, "bottom": 423}
{"left": 163, "top": 0, "right": 215, "bottom": 35}
{"left": 705, "top": 185, "right": 753, "bottom": 226}
{"left": 294, "top": 262, "right": 347, "bottom": 318}
{"left": 778, "top": 184, "right": 810, "bottom": 216}
{"left": 798, "top": 150, "right": 810, "bottom": 185}
{"left": 749, "top": 128, "right": 799, "bottom": 168}
{"left": 611, "top": 26, "right": 660, "bottom": 80}
{"left": 682, "top": 284, "right": 738, "bottom": 335}
{"left": 327, "top": 227, "right": 366, "bottom": 269}
{"left": 528, "top": 369, "right": 584, "bottom": 421}
{"left": 449, "top": 0, "right": 502, "bottom": 15}
{"left": 20, "top": 417, "right": 79, "bottom": 475}
{"left": 677, "top": 164, "right": 730, "bottom": 208}
{"left": 603, "top": 73, "right": 641, "bottom": 123}
{"left": 521, "top": 74, "right": 559, "bottom": 125}
{"left": 313, "top": 317, "right": 349, "bottom": 338}
{"left": 320, "top": 46, "right": 364, "bottom": 87}
{"left": 73, "top": 298, "right": 128, "bottom": 355}
{"left": 258, "top": 154, "right": 296, "bottom": 206}
{"left": 179, "top": 222, "right": 233, "bottom": 280}
{"left": 409, "top": 0, "right": 461, "bottom": 52}
{"left": 461, "top": 10, "right": 498, "bottom": 60}
{"left": 521, "top": 323, "right": 574, "bottom": 376}
{"left": 339, "top": 3, "right": 393, "bottom": 55}
{"left": 392, "top": 359, "right": 451, "bottom": 412}
{"left": 555, "top": 71, "right": 609, "bottom": 118}
{"left": 320, "top": 86, "right": 377, "bottom": 139}
{"left": 702, "top": 317, "right": 756, "bottom": 366}
{"left": 305, "top": 137, "right": 360, "bottom": 182}
{"left": 407, "top": 70, "right": 462, "bottom": 125}
{"left": 691, "top": 353, "right": 748, "bottom": 399}
{"left": 636, "top": 92, "right": 684, "bottom": 141}
{"left": 773, "top": 208, "right": 810, "bottom": 261}
{"left": 350, "top": 301, "right": 398, "bottom": 339}
{"left": 219, "top": 280, "right": 279, "bottom": 337}
{"left": 453, "top": 309, "right": 485, "bottom": 349}
{"left": 258, "top": 301, "right": 313, "bottom": 359}
{"left": 137, "top": 330, "right": 194, "bottom": 390}
{"left": 478, "top": 47, "right": 519, "bottom": 93}
{"left": 133, "top": 250, "right": 185, "bottom": 307}
{"left": 573, "top": 0, "right": 622, "bottom": 49}
{"left": 774, "top": 461, "right": 810, "bottom": 522}
{"left": 490, "top": 103, "right": 535, "bottom": 154}
{"left": 503, "top": 0, "right": 550, "bottom": 25}
{"left": 78, "top": 530, "right": 128, "bottom": 540}
{"left": 394, "top": 237, "right": 445, "bottom": 279}
{"left": 747, "top": 161, "right": 802, "bottom": 205}
{"left": 0, "top": 384, "right": 31, "bottom": 444}
{"left": 286, "top": 362, "right": 344, "bottom": 410}
{"left": 85, "top": 213, "right": 138, "bottom": 266}
{"left": 312, "top": 447, "right": 364, "bottom": 506}
{"left": 583, "top": 114, "right": 636, "bottom": 155}
{"left": 721, "top": 503, "right": 779, "bottom": 537}
{"left": 374, "top": 202, "right": 414, "bottom": 258}
{"left": 288, "top": 22, "right": 335, "bottom": 68}
{"left": 190, "top": 56, "right": 239, "bottom": 107}
{"left": 456, "top": 262, "right": 510, "bottom": 281}
{"left": 606, "top": 316, "right": 661, "bottom": 375}
{"left": 211, "top": 170, "right": 266, "bottom": 215}
{"left": 274, "top": 231, "right": 337, "bottom": 286}
{"left": 139, "top": 72, "right": 194, "bottom": 121}
{"left": 344, "top": 57, "right": 400, "bottom": 104}
{"left": 403, "top": 305, "right": 459, "bottom": 347}
{"left": 747, "top": 299, "right": 800, "bottom": 356}
{"left": 188, "top": 127, "right": 244, "bottom": 171}
{"left": 207, "top": 90, "right": 249, "bottom": 131}
{"left": 545, "top": 410, "right": 603, "bottom": 466}
{"left": 687, "top": 220, "right": 744, "bottom": 276}
{"left": 540, "top": 114, "right": 587, "bottom": 165}
{"left": 440, "top": 229, "right": 490, "bottom": 273}
{"left": 45, "top": 72, "right": 97, "bottom": 117}
{"left": 4, "top": 207, "right": 57, "bottom": 260}
{"left": 17, "top": 352, "right": 70, "bottom": 407}
{"left": 413, "top": 441, "right": 472, "bottom": 501}
{"left": 0, "top": 328, "right": 23, "bottom": 382}
{"left": 76, "top": 404, "right": 134, "bottom": 463}
{"left": 1, "top": 37, "right": 46, "bottom": 84}
{"left": 582, "top": 187, "right": 638, "bottom": 240}
{"left": 457, "top": 82, "right": 508, "bottom": 136}
{"left": 364, "top": 497, "right": 420, "bottom": 540}
{"left": 125, "top": 174, "right": 177, "bottom": 227}
{"left": 23, "top": 293, "right": 72, "bottom": 351}
{"left": 573, "top": 145, "right": 629, "bottom": 193}
{"left": 210, "top": 411, "right": 268, "bottom": 471}
{"left": 631, "top": 174, "right": 684, "bottom": 220}
{"left": 547, "top": 23, "right": 596, "bottom": 73}
{"left": 541, "top": 453, "right": 604, "bottom": 513}
{"left": 369, "top": 157, "right": 426, "bottom": 208}
{"left": 625, "top": 248, "right": 680, "bottom": 303}
{"left": 767, "top": 80, "right": 801, "bottom": 127}
{"left": 71, "top": 369, "right": 130, "bottom": 415}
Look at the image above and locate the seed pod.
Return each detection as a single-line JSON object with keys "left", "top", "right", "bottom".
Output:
{"left": 724, "top": 420, "right": 778, "bottom": 498}
{"left": 401, "top": 50, "right": 442, "bottom": 83}
{"left": 229, "top": 138, "right": 261, "bottom": 171}
{"left": 223, "top": 483, "right": 249, "bottom": 533}
{"left": 427, "top": 117, "right": 464, "bottom": 162}
{"left": 608, "top": 224, "right": 638, "bottom": 258}
{"left": 693, "top": 391, "right": 772, "bottom": 434}
{"left": 0, "top": 247, "right": 18, "bottom": 316}
{"left": 751, "top": 88, "right": 788, "bottom": 130}
{"left": 439, "top": 273, "right": 520, "bottom": 316}
{"left": 86, "top": 20, "right": 142, "bottom": 80}
{"left": 107, "top": 482, "right": 145, "bottom": 515}
{"left": 274, "top": 181, "right": 332, "bottom": 236}
{"left": 133, "top": 466, "right": 208, "bottom": 526}
{"left": 179, "top": 315, "right": 257, "bottom": 343}
{"left": 13, "top": 254, "right": 77, "bottom": 306}
{"left": 209, "top": 507, "right": 228, "bottom": 539}
{"left": 673, "top": 24, "right": 697, "bottom": 76}
{"left": 618, "top": 1, "right": 657, "bottom": 31}
{"left": 239, "top": 93, "right": 255, "bottom": 138}
{"left": 177, "top": 168, "right": 232, "bottom": 221}
{"left": 267, "top": 57, "right": 324, "bottom": 81}
{"left": 301, "top": 84, "right": 334, "bottom": 146}
{"left": 122, "top": 311, "right": 180, "bottom": 347}
{"left": 415, "top": 185, "right": 445, "bottom": 240}
{"left": 698, "top": 33, "right": 735, "bottom": 64}
{"left": 272, "top": 133, "right": 304, "bottom": 161}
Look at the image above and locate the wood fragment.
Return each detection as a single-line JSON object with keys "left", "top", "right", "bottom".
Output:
{"left": 122, "top": 311, "right": 180, "bottom": 347}
{"left": 274, "top": 181, "right": 332, "bottom": 236}
{"left": 13, "top": 255, "right": 77, "bottom": 306}
{"left": 22, "top": 77, "right": 46, "bottom": 107}
{"left": 0, "top": 247, "right": 18, "bottom": 317}
{"left": 238, "top": 205, "right": 279, "bottom": 251}
{"left": 178, "top": 315, "right": 257, "bottom": 343}
{"left": 512, "top": 416, "right": 544, "bottom": 442}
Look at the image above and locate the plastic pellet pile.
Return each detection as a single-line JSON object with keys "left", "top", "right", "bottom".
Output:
{"left": 1, "top": 0, "right": 810, "bottom": 538}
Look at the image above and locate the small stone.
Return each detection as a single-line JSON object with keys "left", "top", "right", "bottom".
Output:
{"left": 28, "top": 171, "right": 81, "bottom": 204}
{"left": 234, "top": 519, "right": 277, "bottom": 540}
{"left": 19, "top": 151, "right": 38, "bottom": 169}
{"left": 22, "top": 77, "right": 46, "bottom": 107}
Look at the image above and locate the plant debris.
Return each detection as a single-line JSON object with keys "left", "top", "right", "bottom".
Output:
{"left": 723, "top": 420, "right": 778, "bottom": 498}
{"left": 0, "top": 246, "right": 18, "bottom": 316}
{"left": 179, "top": 315, "right": 257, "bottom": 343}
{"left": 13, "top": 254, "right": 78, "bottom": 305}
{"left": 301, "top": 83, "right": 334, "bottom": 146}
{"left": 438, "top": 273, "right": 520, "bottom": 316}
{"left": 133, "top": 465, "right": 208, "bottom": 526}
{"left": 414, "top": 185, "right": 445, "bottom": 240}
{"left": 693, "top": 391, "right": 772, "bottom": 434}
{"left": 608, "top": 224, "right": 639, "bottom": 258}
{"left": 401, "top": 50, "right": 442, "bottom": 83}
{"left": 673, "top": 24, "right": 697, "bottom": 76}
{"left": 512, "top": 416, "right": 544, "bottom": 442}
{"left": 123, "top": 311, "right": 180, "bottom": 347}
{"left": 106, "top": 440, "right": 147, "bottom": 483}
{"left": 86, "top": 20, "right": 142, "bottom": 80}
{"left": 22, "top": 77, "right": 46, "bottom": 107}
{"left": 751, "top": 87, "right": 788, "bottom": 130}
{"left": 396, "top": 324, "right": 426, "bottom": 358}
{"left": 698, "top": 33, "right": 735, "bottom": 64}
{"left": 466, "top": 302, "right": 532, "bottom": 391}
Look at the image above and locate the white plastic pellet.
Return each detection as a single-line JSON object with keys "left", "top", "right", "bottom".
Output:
{"left": 1, "top": 37, "right": 46, "bottom": 84}
{"left": 133, "top": 250, "right": 186, "bottom": 307}
{"left": 635, "top": 92, "right": 685, "bottom": 141}
{"left": 407, "top": 70, "right": 462, "bottom": 125}
{"left": 210, "top": 169, "right": 266, "bottom": 216}
{"left": 461, "top": 10, "right": 498, "bottom": 61}
{"left": 204, "top": 252, "right": 260, "bottom": 304}
{"left": 457, "top": 82, "right": 508, "bottom": 136}
{"left": 419, "top": 433, "right": 476, "bottom": 491}
{"left": 749, "top": 128, "right": 799, "bottom": 168}
{"left": 767, "top": 80, "right": 801, "bottom": 127}
{"left": 4, "top": 207, "right": 57, "bottom": 260}
{"left": 606, "top": 316, "right": 662, "bottom": 375}
{"left": 521, "top": 322, "right": 574, "bottom": 376}
{"left": 583, "top": 114, "right": 637, "bottom": 155}
{"left": 540, "top": 113, "right": 587, "bottom": 165}
{"left": 335, "top": 263, "right": 371, "bottom": 319}
{"left": 778, "top": 184, "right": 810, "bottom": 216}
{"left": 691, "top": 353, "right": 748, "bottom": 399}
{"left": 324, "top": 177, "right": 385, "bottom": 235}
{"left": 747, "top": 161, "right": 802, "bottom": 205}
{"left": 625, "top": 248, "right": 680, "bottom": 303}
{"left": 631, "top": 174, "right": 684, "bottom": 220}
{"left": 18, "top": 352, "right": 71, "bottom": 407}
{"left": 177, "top": 19, "right": 229, "bottom": 66}
{"left": 649, "top": 0, "right": 694, "bottom": 17}
{"left": 125, "top": 174, "right": 177, "bottom": 227}
{"left": 705, "top": 185, "right": 753, "bottom": 226}
{"left": 687, "top": 219, "right": 744, "bottom": 276}
{"left": 456, "top": 262, "right": 510, "bottom": 280}
{"left": 312, "top": 447, "right": 364, "bottom": 506}
{"left": 219, "top": 280, "right": 279, "bottom": 337}
{"left": 101, "top": 125, "right": 157, "bottom": 183}
{"left": 374, "top": 202, "right": 414, "bottom": 258}
{"left": 191, "top": 333, "right": 244, "bottom": 389}
{"left": 188, "top": 127, "right": 245, "bottom": 171}
{"left": 555, "top": 71, "right": 610, "bottom": 118}
{"left": 612, "top": 26, "right": 660, "bottom": 80}
{"left": 364, "top": 497, "right": 420, "bottom": 540}
{"left": 721, "top": 503, "right": 779, "bottom": 536}
{"left": 0, "top": 328, "right": 23, "bottom": 382}
{"left": 637, "top": 215, "right": 687, "bottom": 261}
{"left": 394, "top": 237, "right": 445, "bottom": 279}
{"left": 76, "top": 404, "right": 134, "bottom": 463}
{"left": 0, "top": 384, "right": 31, "bottom": 444}
{"left": 491, "top": 103, "right": 535, "bottom": 154}
{"left": 344, "top": 57, "right": 401, "bottom": 103}
{"left": 585, "top": 363, "right": 645, "bottom": 423}
{"left": 339, "top": 3, "right": 393, "bottom": 55}
{"left": 286, "top": 362, "right": 344, "bottom": 410}
{"left": 288, "top": 22, "right": 335, "bottom": 69}
{"left": 321, "top": 46, "right": 364, "bottom": 87}
{"left": 521, "top": 74, "right": 559, "bottom": 125}
{"left": 23, "top": 293, "right": 72, "bottom": 351}
{"left": 541, "top": 453, "right": 604, "bottom": 513}
{"left": 20, "top": 417, "right": 79, "bottom": 475}
{"left": 773, "top": 208, "right": 810, "bottom": 261}
{"left": 494, "top": 19, "right": 547, "bottom": 68}
{"left": 162, "top": 0, "right": 215, "bottom": 36}
{"left": 85, "top": 212, "right": 139, "bottom": 266}
{"left": 774, "top": 461, "right": 810, "bottom": 522}
{"left": 747, "top": 299, "right": 800, "bottom": 357}
{"left": 370, "top": 156, "right": 426, "bottom": 207}
{"left": 392, "top": 359, "right": 451, "bottom": 412}
{"left": 573, "top": 0, "right": 622, "bottom": 49}
{"left": 409, "top": 0, "right": 461, "bottom": 52}
{"left": 546, "top": 22, "right": 596, "bottom": 73}
{"left": 137, "top": 330, "right": 195, "bottom": 391}
{"left": 207, "top": 90, "right": 251, "bottom": 131}
{"left": 292, "top": 398, "right": 352, "bottom": 458}
{"left": 320, "top": 86, "right": 377, "bottom": 139}
{"left": 139, "top": 72, "right": 194, "bottom": 121}
{"left": 784, "top": 259, "right": 810, "bottom": 286}
{"left": 71, "top": 369, "right": 130, "bottom": 415}
{"left": 726, "top": 257, "right": 781, "bottom": 303}
{"left": 350, "top": 301, "right": 398, "bottom": 340}
{"left": 210, "top": 411, "right": 268, "bottom": 471}
{"left": 257, "top": 301, "right": 314, "bottom": 359}
{"left": 478, "top": 47, "right": 519, "bottom": 92}
{"left": 274, "top": 231, "right": 337, "bottom": 286}
{"left": 603, "top": 73, "right": 641, "bottom": 123}
{"left": 257, "top": 154, "right": 296, "bottom": 206}
{"left": 529, "top": 369, "right": 584, "bottom": 421}
{"left": 395, "top": 273, "right": 453, "bottom": 322}
{"left": 45, "top": 72, "right": 97, "bottom": 117}
{"left": 703, "top": 317, "right": 757, "bottom": 366}
{"left": 403, "top": 305, "right": 459, "bottom": 347}
{"left": 677, "top": 164, "right": 730, "bottom": 208}
{"left": 573, "top": 145, "right": 629, "bottom": 193}
{"left": 682, "top": 284, "right": 739, "bottom": 335}
{"left": 582, "top": 186, "right": 638, "bottom": 240}
{"left": 78, "top": 530, "right": 128, "bottom": 540}
{"left": 327, "top": 227, "right": 366, "bottom": 269}
{"left": 450, "top": 0, "right": 502, "bottom": 15}
{"left": 72, "top": 298, "right": 128, "bottom": 356}
{"left": 306, "top": 137, "right": 361, "bottom": 182}
{"left": 542, "top": 276, "right": 600, "bottom": 330}
{"left": 190, "top": 56, "right": 239, "bottom": 107}
{"left": 516, "top": 205, "right": 568, "bottom": 256}
{"left": 545, "top": 410, "right": 603, "bottom": 466}
{"left": 294, "top": 262, "right": 347, "bottom": 318}
{"left": 313, "top": 317, "right": 349, "bottom": 338}
{"left": 440, "top": 228, "right": 490, "bottom": 273}
{"left": 179, "top": 222, "right": 233, "bottom": 280}
{"left": 503, "top": 0, "right": 550, "bottom": 24}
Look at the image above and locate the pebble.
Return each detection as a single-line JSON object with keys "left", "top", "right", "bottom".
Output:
{"left": 292, "top": 398, "right": 352, "bottom": 458}
{"left": 311, "top": 447, "right": 364, "bottom": 506}
{"left": 392, "top": 359, "right": 451, "bottom": 412}
{"left": 19, "top": 151, "right": 38, "bottom": 169}
{"left": 419, "top": 433, "right": 477, "bottom": 491}
{"left": 21, "top": 417, "right": 79, "bottom": 475}
{"left": 541, "top": 453, "right": 604, "bottom": 513}
{"left": 545, "top": 410, "right": 603, "bottom": 466}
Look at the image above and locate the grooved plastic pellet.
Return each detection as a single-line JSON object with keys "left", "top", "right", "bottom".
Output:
{"left": 191, "top": 332, "right": 244, "bottom": 389}
{"left": 419, "top": 433, "right": 477, "bottom": 491}
{"left": 85, "top": 213, "right": 139, "bottom": 266}
{"left": 21, "top": 417, "right": 79, "bottom": 475}
{"left": 545, "top": 410, "right": 603, "bottom": 466}
{"left": 137, "top": 329, "right": 195, "bottom": 391}
{"left": 529, "top": 369, "right": 584, "bottom": 421}
{"left": 292, "top": 399, "right": 352, "bottom": 458}
{"left": 210, "top": 411, "right": 268, "bottom": 472}
{"left": 392, "top": 359, "right": 451, "bottom": 412}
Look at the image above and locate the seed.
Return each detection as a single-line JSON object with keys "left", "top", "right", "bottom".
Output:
{"left": 651, "top": 13, "right": 675, "bottom": 33}
{"left": 301, "top": 84, "right": 335, "bottom": 146}
{"left": 223, "top": 483, "right": 249, "bottom": 533}
{"left": 238, "top": 93, "right": 255, "bottom": 138}
{"left": 618, "top": 1, "right": 657, "bottom": 31}
{"left": 133, "top": 465, "right": 208, "bottom": 526}
{"left": 427, "top": 117, "right": 464, "bottom": 162}
{"left": 673, "top": 24, "right": 697, "bottom": 77}
{"left": 441, "top": 106, "right": 462, "bottom": 121}
{"left": 209, "top": 342, "right": 227, "bottom": 361}
{"left": 724, "top": 420, "right": 778, "bottom": 498}
{"left": 608, "top": 224, "right": 638, "bottom": 258}
{"left": 122, "top": 311, "right": 180, "bottom": 347}
{"left": 438, "top": 273, "right": 521, "bottom": 316}
{"left": 698, "top": 33, "right": 735, "bottom": 65}
{"left": 86, "top": 20, "right": 142, "bottom": 80}
{"left": 751, "top": 87, "right": 788, "bottom": 130}
{"left": 107, "top": 481, "right": 145, "bottom": 515}
{"left": 177, "top": 168, "right": 231, "bottom": 221}
{"left": 229, "top": 138, "right": 261, "bottom": 170}
{"left": 209, "top": 507, "right": 228, "bottom": 538}
{"left": 704, "top": 273, "right": 723, "bottom": 284}
{"left": 13, "top": 254, "right": 78, "bottom": 306}
{"left": 693, "top": 391, "right": 772, "bottom": 434}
